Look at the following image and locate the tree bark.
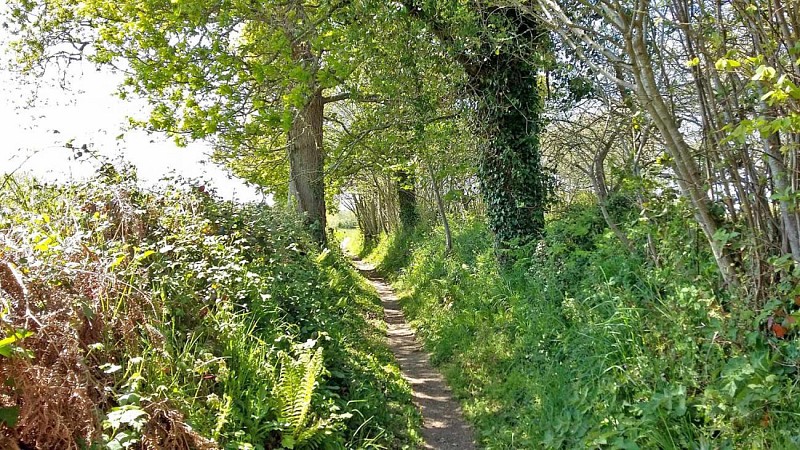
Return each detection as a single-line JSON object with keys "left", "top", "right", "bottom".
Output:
{"left": 428, "top": 165, "right": 453, "bottom": 254}
{"left": 288, "top": 89, "right": 327, "bottom": 244}
{"left": 763, "top": 133, "right": 800, "bottom": 262}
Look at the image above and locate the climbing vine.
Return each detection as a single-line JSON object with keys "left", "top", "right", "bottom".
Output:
{"left": 396, "top": 169, "right": 419, "bottom": 230}
{"left": 472, "top": 8, "right": 552, "bottom": 250}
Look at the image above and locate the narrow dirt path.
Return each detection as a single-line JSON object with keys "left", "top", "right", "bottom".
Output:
{"left": 353, "top": 259, "right": 477, "bottom": 450}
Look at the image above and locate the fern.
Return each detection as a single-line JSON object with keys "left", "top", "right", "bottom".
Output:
{"left": 273, "top": 346, "right": 333, "bottom": 449}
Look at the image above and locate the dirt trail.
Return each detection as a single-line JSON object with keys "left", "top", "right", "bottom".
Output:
{"left": 353, "top": 259, "right": 477, "bottom": 450}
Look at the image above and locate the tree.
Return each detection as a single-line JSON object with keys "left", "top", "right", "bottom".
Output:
{"left": 402, "top": 1, "right": 552, "bottom": 254}
{"left": 528, "top": 0, "right": 800, "bottom": 293}
{"left": 8, "top": 0, "right": 402, "bottom": 243}
{"left": 326, "top": 12, "right": 465, "bottom": 238}
{"left": 527, "top": 0, "right": 735, "bottom": 284}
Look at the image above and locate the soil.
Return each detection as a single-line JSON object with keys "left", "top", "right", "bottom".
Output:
{"left": 354, "top": 260, "right": 477, "bottom": 450}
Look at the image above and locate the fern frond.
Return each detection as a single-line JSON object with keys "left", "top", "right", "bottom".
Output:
{"left": 293, "top": 347, "right": 324, "bottom": 435}
{"left": 273, "top": 346, "right": 330, "bottom": 447}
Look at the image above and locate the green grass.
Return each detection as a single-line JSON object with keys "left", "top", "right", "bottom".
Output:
{"left": 366, "top": 204, "right": 800, "bottom": 448}
{"left": 334, "top": 228, "right": 364, "bottom": 258}
{"left": 334, "top": 227, "right": 382, "bottom": 260}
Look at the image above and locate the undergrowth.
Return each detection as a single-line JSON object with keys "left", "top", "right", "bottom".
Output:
{"left": 367, "top": 201, "right": 800, "bottom": 448}
{"left": 0, "top": 166, "right": 420, "bottom": 449}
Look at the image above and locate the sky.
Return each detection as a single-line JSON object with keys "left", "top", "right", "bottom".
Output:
{"left": 0, "top": 20, "right": 263, "bottom": 203}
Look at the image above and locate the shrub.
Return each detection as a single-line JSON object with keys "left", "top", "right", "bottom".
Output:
{"left": 0, "top": 168, "right": 420, "bottom": 449}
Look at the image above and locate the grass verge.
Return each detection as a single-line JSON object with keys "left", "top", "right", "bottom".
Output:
{"left": 366, "top": 206, "right": 800, "bottom": 448}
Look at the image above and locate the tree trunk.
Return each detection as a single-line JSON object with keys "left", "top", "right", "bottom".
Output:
{"left": 401, "top": 2, "right": 547, "bottom": 258}
{"left": 473, "top": 21, "right": 547, "bottom": 253}
{"left": 354, "top": 193, "right": 380, "bottom": 243}
{"left": 288, "top": 89, "right": 327, "bottom": 244}
{"left": 764, "top": 133, "right": 800, "bottom": 262}
{"left": 428, "top": 165, "right": 452, "bottom": 254}
{"left": 626, "top": 13, "right": 739, "bottom": 286}
{"left": 396, "top": 168, "right": 419, "bottom": 230}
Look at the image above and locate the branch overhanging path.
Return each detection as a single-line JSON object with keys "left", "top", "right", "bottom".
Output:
{"left": 352, "top": 259, "right": 476, "bottom": 450}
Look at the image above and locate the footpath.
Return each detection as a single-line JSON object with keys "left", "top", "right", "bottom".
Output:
{"left": 353, "top": 260, "right": 476, "bottom": 450}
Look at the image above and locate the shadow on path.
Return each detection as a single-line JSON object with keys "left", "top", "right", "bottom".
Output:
{"left": 353, "top": 259, "right": 477, "bottom": 450}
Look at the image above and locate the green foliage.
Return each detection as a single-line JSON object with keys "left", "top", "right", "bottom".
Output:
{"left": 329, "top": 213, "right": 358, "bottom": 231}
{"left": 369, "top": 200, "right": 800, "bottom": 448}
{"left": 0, "top": 330, "right": 33, "bottom": 358}
{"left": 0, "top": 406, "right": 20, "bottom": 428}
{"left": 396, "top": 170, "right": 419, "bottom": 231}
{"left": 7, "top": 0, "right": 414, "bottom": 197}
{"left": 0, "top": 168, "right": 420, "bottom": 448}
{"left": 272, "top": 346, "right": 337, "bottom": 449}
{"left": 364, "top": 227, "right": 424, "bottom": 277}
{"left": 471, "top": 9, "right": 553, "bottom": 251}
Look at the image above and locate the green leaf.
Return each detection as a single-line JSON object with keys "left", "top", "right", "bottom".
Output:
{"left": 33, "top": 236, "right": 54, "bottom": 252}
{"left": 119, "top": 408, "right": 148, "bottom": 427}
{"left": 0, "top": 406, "right": 20, "bottom": 428}
{"left": 751, "top": 65, "right": 776, "bottom": 81}
{"left": 0, "top": 330, "right": 34, "bottom": 357}
{"left": 100, "top": 363, "right": 123, "bottom": 374}
{"left": 715, "top": 58, "right": 741, "bottom": 71}
{"left": 118, "top": 392, "right": 142, "bottom": 406}
{"left": 713, "top": 228, "right": 740, "bottom": 244}
{"left": 134, "top": 250, "right": 155, "bottom": 262}
{"left": 108, "top": 254, "right": 127, "bottom": 270}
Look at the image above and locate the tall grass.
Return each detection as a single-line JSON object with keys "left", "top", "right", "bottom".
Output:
{"left": 368, "top": 203, "right": 800, "bottom": 448}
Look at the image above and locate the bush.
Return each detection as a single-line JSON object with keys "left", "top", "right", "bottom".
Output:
{"left": 0, "top": 168, "right": 420, "bottom": 449}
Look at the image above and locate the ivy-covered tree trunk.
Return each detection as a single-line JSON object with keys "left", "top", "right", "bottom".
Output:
{"left": 402, "top": 2, "right": 551, "bottom": 254}
{"left": 472, "top": 14, "right": 548, "bottom": 252}
{"left": 288, "top": 89, "right": 327, "bottom": 244}
{"left": 396, "top": 169, "right": 418, "bottom": 230}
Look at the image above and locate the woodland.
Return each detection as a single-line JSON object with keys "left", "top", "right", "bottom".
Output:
{"left": 3, "top": 0, "right": 800, "bottom": 448}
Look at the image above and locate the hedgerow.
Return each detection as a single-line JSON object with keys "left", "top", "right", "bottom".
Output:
{"left": 0, "top": 165, "right": 420, "bottom": 449}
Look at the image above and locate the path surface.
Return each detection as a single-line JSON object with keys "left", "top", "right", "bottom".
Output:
{"left": 353, "top": 259, "right": 477, "bottom": 450}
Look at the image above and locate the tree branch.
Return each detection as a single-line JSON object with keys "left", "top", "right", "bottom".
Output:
{"left": 322, "top": 92, "right": 384, "bottom": 104}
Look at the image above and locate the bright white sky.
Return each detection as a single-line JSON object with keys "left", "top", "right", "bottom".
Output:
{"left": 0, "top": 17, "right": 263, "bottom": 203}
